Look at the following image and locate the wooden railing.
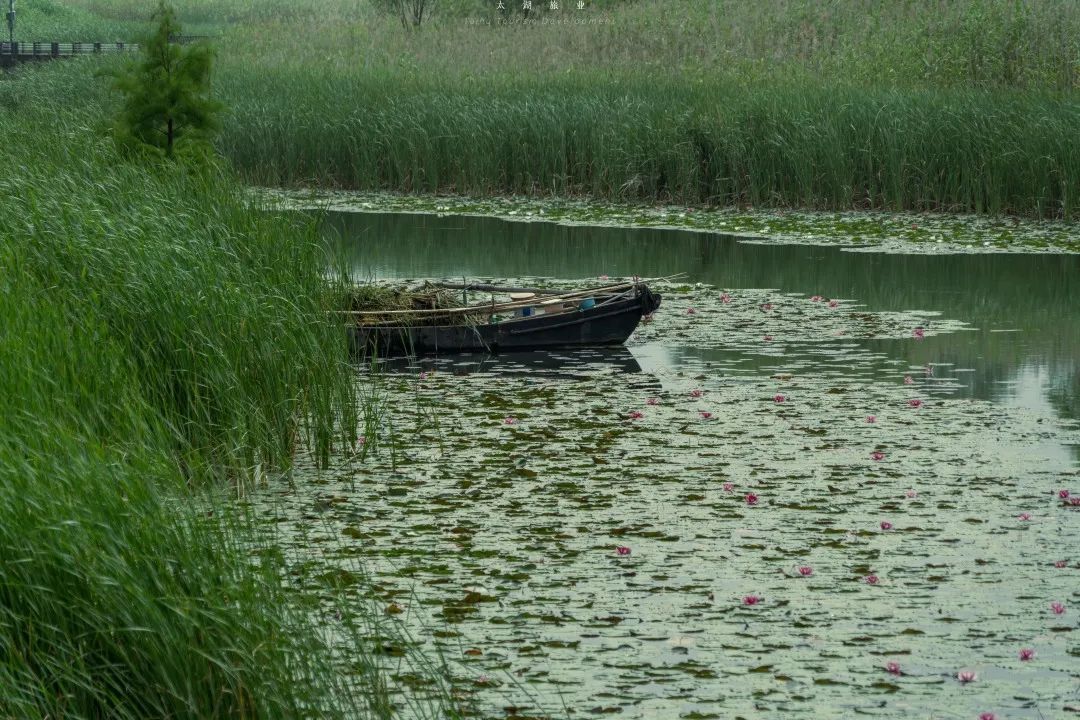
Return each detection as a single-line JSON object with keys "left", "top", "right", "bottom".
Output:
{"left": 1, "top": 41, "right": 140, "bottom": 58}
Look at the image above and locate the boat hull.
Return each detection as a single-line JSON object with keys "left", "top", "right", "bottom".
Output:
{"left": 350, "top": 286, "right": 661, "bottom": 356}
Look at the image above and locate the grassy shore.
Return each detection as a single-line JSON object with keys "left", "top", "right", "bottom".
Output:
{"left": 16, "top": 0, "right": 1080, "bottom": 217}
{"left": 0, "top": 58, "right": 422, "bottom": 716}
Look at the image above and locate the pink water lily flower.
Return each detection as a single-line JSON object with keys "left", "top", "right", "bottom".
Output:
{"left": 828, "top": 300, "right": 839, "bottom": 308}
{"left": 1019, "top": 648, "right": 1035, "bottom": 661}
{"left": 979, "top": 714, "right": 996, "bottom": 720}
{"left": 419, "top": 371, "right": 430, "bottom": 380}
{"left": 797, "top": 566, "right": 813, "bottom": 576}
{"left": 628, "top": 410, "right": 644, "bottom": 420}
{"left": 689, "top": 389, "right": 703, "bottom": 398}
{"left": 699, "top": 411, "right": 713, "bottom": 420}
{"left": 880, "top": 521, "right": 893, "bottom": 531}
{"left": 760, "top": 303, "right": 773, "bottom": 311}
{"left": 905, "top": 489, "right": 918, "bottom": 498}
{"left": 763, "top": 335, "right": 773, "bottom": 341}
{"left": 598, "top": 274, "right": 610, "bottom": 280}
{"left": 720, "top": 292, "right": 731, "bottom": 303}
{"left": 774, "top": 394, "right": 786, "bottom": 403}
{"left": 357, "top": 435, "right": 367, "bottom": 445}
{"left": 885, "top": 661, "right": 901, "bottom": 675}
{"left": 1053, "top": 560, "right": 1067, "bottom": 568}
{"left": 871, "top": 451, "right": 885, "bottom": 461}
{"left": 904, "top": 375, "right": 914, "bottom": 385}
{"left": 924, "top": 364, "right": 934, "bottom": 376}
{"left": 865, "top": 575, "right": 880, "bottom": 585}
{"left": 956, "top": 670, "right": 977, "bottom": 683}
{"left": 1059, "top": 489, "right": 1071, "bottom": 499}
{"left": 503, "top": 417, "right": 518, "bottom": 425}
{"left": 1018, "top": 512, "right": 1031, "bottom": 521}
{"left": 745, "top": 493, "right": 759, "bottom": 506}
{"left": 646, "top": 397, "right": 660, "bottom": 406}
{"left": 722, "top": 482, "right": 734, "bottom": 492}
{"left": 686, "top": 307, "right": 697, "bottom": 315}
{"left": 866, "top": 415, "right": 877, "bottom": 423}
{"left": 913, "top": 327, "right": 925, "bottom": 339}
{"left": 616, "top": 545, "right": 631, "bottom": 556}
{"left": 1070, "top": 496, "right": 1080, "bottom": 506}
{"left": 908, "top": 398, "right": 922, "bottom": 408}
{"left": 810, "top": 295, "right": 823, "bottom": 302}
{"left": 1051, "top": 601, "right": 1066, "bottom": 615}
{"left": 742, "top": 595, "right": 762, "bottom": 606}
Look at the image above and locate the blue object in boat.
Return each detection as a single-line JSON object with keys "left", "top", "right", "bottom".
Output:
{"left": 579, "top": 297, "right": 596, "bottom": 310}
{"left": 521, "top": 307, "right": 534, "bottom": 317}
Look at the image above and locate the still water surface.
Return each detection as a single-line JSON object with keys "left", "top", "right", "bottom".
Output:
{"left": 278, "top": 211, "right": 1079, "bottom": 718}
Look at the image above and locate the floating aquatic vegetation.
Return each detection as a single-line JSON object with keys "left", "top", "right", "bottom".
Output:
{"left": 258, "top": 188, "right": 1080, "bottom": 254}
{"left": 263, "top": 275, "right": 1080, "bottom": 719}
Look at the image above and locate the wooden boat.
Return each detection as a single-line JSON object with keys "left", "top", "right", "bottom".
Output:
{"left": 347, "top": 280, "right": 662, "bottom": 356}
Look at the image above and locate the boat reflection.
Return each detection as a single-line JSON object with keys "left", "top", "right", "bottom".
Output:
{"left": 367, "top": 346, "right": 644, "bottom": 378}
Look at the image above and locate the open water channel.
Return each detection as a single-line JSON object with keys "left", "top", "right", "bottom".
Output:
{"left": 270, "top": 211, "right": 1079, "bottom": 719}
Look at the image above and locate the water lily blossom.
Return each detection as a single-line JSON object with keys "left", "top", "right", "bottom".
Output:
{"left": 1059, "top": 489, "right": 1071, "bottom": 500}
{"left": 905, "top": 489, "right": 918, "bottom": 498}
{"left": 1018, "top": 512, "right": 1031, "bottom": 521}
{"left": 503, "top": 416, "right": 518, "bottom": 425}
{"left": 828, "top": 300, "right": 839, "bottom": 308}
{"left": 720, "top": 293, "right": 731, "bottom": 304}
{"left": 797, "top": 566, "right": 813, "bottom": 576}
{"left": 885, "top": 661, "right": 901, "bottom": 675}
{"left": 866, "top": 415, "right": 876, "bottom": 423}
{"left": 686, "top": 307, "right": 697, "bottom": 315}
{"left": 723, "top": 482, "right": 734, "bottom": 492}
{"left": 742, "top": 594, "right": 763, "bottom": 606}
{"left": 880, "top": 521, "right": 893, "bottom": 531}
{"left": 979, "top": 714, "right": 996, "bottom": 720}
{"left": 1050, "top": 601, "right": 1066, "bottom": 615}
{"left": 904, "top": 375, "right": 914, "bottom": 385}
{"left": 690, "top": 389, "right": 703, "bottom": 398}
{"left": 646, "top": 397, "right": 660, "bottom": 406}
{"left": 628, "top": 410, "right": 644, "bottom": 420}
{"left": 773, "top": 394, "right": 786, "bottom": 403}
{"left": 763, "top": 335, "right": 773, "bottom": 341}
{"left": 908, "top": 399, "right": 922, "bottom": 408}
{"left": 616, "top": 546, "right": 631, "bottom": 556}
{"left": 700, "top": 411, "right": 714, "bottom": 420}
{"left": 745, "top": 493, "right": 759, "bottom": 506}
{"left": 760, "top": 303, "right": 773, "bottom": 312}
{"left": 913, "top": 327, "right": 925, "bottom": 339}
{"left": 1019, "top": 648, "right": 1035, "bottom": 661}
{"left": 1054, "top": 560, "right": 1067, "bottom": 568}
{"left": 810, "top": 295, "right": 823, "bottom": 302}
{"left": 871, "top": 451, "right": 885, "bottom": 461}
{"left": 865, "top": 575, "right": 880, "bottom": 585}
{"left": 956, "top": 670, "right": 977, "bottom": 683}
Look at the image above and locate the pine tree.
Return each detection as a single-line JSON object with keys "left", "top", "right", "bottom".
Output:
{"left": 112, "top": 3, "right": 222, "bottom": 158}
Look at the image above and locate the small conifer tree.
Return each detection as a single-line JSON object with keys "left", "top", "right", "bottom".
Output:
{"left": 112, "top": 3, "right": 222, "bottom": 158}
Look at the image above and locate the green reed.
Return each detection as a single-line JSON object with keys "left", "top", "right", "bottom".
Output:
{"left": 0, "top": 59, "right": 456, "bottom": 717}
{"left": 218, "top": 71, "right": 1079, "bottom": 218}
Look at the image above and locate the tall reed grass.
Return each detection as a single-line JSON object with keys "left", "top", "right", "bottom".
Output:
{"left": 0, "top": 60, "right": 410, "bottom": 717}
{"left": 24, "top": 0, "right": 1080, "bottom": 217}
{"left": 220, "top": 71, "right": 1080, "bottom": 217}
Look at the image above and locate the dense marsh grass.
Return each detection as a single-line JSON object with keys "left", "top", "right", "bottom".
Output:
{"left": 22, "top": 0, "right": 1080, "bottom": 217}
{"left": 0, "top": 60, "right": 419, "bottom": 717}
{"left": 220, "top": 72, "right": 1080, "bottom": 217}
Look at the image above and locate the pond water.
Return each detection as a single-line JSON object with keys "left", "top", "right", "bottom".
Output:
{"left": 274, "top": 211, "right": 1080, "bottom": 719}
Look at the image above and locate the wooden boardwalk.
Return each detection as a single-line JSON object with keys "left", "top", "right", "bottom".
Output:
{"left": 1, "top": 37, "right": 210, "bottom": 67}
{"left": 1, "top": 41, "right": 137, "bottom": 66}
